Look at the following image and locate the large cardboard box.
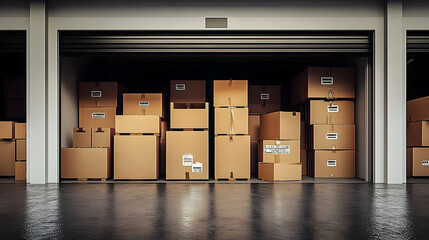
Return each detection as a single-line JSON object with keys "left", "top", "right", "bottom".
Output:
{"left": 215, "top": 135, "right": 250, "bottom": 179}
{"left": 301, "top": 121, "right": 306, "bottom": 149}
{"left": 16, "top": 139, "right": 26, "bottom": 161}
{"left": 258, "top": 140, "right": 300, "bottom": 163}
{"left": 15, "top": 161, "right": 26, "bottom": 181}
{"left": 79, "top": 82, "right": 117, "bottom": 108}
{"left": 170, "top": 102, "right": 209, "bottom": 129}
{"left": 73, "top": 128, "right": 91, "bottom": 148}
{"left": 166, "top": 131, "right": 208, "bottom": 180}
{"left": 114, "top": 135, "right": 159, "bottom": 180}
{"left": 215, "top": 107, "right": 248, "bottom": 135}
{"left": 0, "top": 121, "right": 15, "bottom": 139}
{"left": 61, "top": 148, "right": 112, "bottom": 179}
{"left": 92, "top": 128, "right": 114, "bottom": 148}
{"left": 249, "top": 115, "right": 260, "bottom": 141}
{"left": 309, "top": 100, "right": 354, "bottom": 125}
{"left": 170, "top": 80, "right": 206, "bottom": 103}
{"left": 79, "top": 107, "right": 116, "bottom": 128}
{"left": 260, "top": 111, "right": 300, "bottom": 140}
{"left": 407, "top": 96, "right": 429, "bottom": 122}
{"left": 251, "top": 141, "right": 258, "bottom": 174}
{"left": 0, "top": 140, "right": 15, "bottom": 176}
{"left": 301, "top": 149, "right": 307, "bottom": 176}
{"left": 214, "top": 80, "right": 248, "bottom": 107}
{"left": 15, "top": 123, "right": 26, "bottom": 139}
{"left": 310, "top": 150, "right": 355, "bottom": 178}
{"left": 249, "top": 85, "right": 281, "bottom": 114}
{"left": 310, "top": 125, "right": 355, "bottom": 150}
{"left": 123, "top": 93, "right": 165, "bottom": 118}
{"left": 408, "top": 147, "right": 429, "bottom": 177}
{"left": 115, "top": 115, "right": 160, "bottom": 134}
{"left": 258, "top": 163, "right": 302, "bottom": 181}
{"left": 407, "top": 121, "right": 429, "bottom": 147}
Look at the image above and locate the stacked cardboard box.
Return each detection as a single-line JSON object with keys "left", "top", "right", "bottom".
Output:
{"left": 0, "top": 122, "right": 16, "bottom": 177}
{"left": 14, "top": 123, "right": 26, "bottom": 181}
{"left": 258, "top": 112, "right": 302, "bottom": 181}
{"left": 214, "top": 80, "right": 250, "bottom": 180}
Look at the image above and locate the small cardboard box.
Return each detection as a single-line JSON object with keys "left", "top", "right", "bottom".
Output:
{"left": 251, "top": 141, "right": 258, "bottom": 174}
{"left": 92, "top": 128, "right": 114, "bottom": 148}
{"left": 170, "top": 102, "right": 209, "bottom": 129}
{"left": 79, "top": 82, "right": 117, "bottom": 108}
{"left": 249, "top": 115, "right": 260, "bottom": 141}
{"left": 166, "top": 131, "right": 208, "bottom": 180}
{"left": 115, "top": 115, "right": 160, "bottom": 134}
{"left": 301, "top": 149, "right": 307, "bottom": 176}
{"left": 61, "top": 148, "right": 112, "bottom": 179}
{"left": 215, "top": 135, "right": 250, "bottom": 179}
{"left": 309, "top": 125, "right": 355, "bottom": 150}
{"left": 170, "top": 80, "right": 206, "bottom": 103}
{"left": 407, "top": 121, "right": 429, "bottom": 147}
{"left": 408, "top": 147, "right": 429, "bottom": 177}
{"left": 215, "top": 107, "right": 248, "bottom": 135}
{"left": 15, "top": 123, "right": 26, "bottom": 139}
{"left": 258, "top": 140, "right": 300, "bottom": 164}
{"left": 79, "top": 107, "right": 116, "bottom": 128}
{"left": 310, "top": 150, "right": 355, "bottom": 178}
{"left": 260, "top": 111, "right": 300, "bottom": 140}
{"left": 123, "top": 93, "right": 165, "bottom": 118}
{"left": 114, "top": 135, "right": 159, "bottom": 180}
{"left": 16, "top": 139, "right": 26, "bottom": 161}
{"left": 0, "top": 140, "right": 15, "bottom": 176}
{"left": 407, "top": 96, "right": 429, "bottom": 122}
{"left": 15, "top": 161, "right": 26, "bottom": 181}
{"left": 0, "top": 121, "right": 15, "bottom": 139}
{"left": 249, "top": 85, "right": 281, "bottom": 114}
{"left": 73, "top": 128, "right": 91, "bottom": 148}
{"left": 214, "top": 80, "right": 248, "bottom": 107}
{"left": 258, "top": 163, "right": 302, "bottom": 181}
{"left": 309, "top": 100, "right": 354, "bottom": 125}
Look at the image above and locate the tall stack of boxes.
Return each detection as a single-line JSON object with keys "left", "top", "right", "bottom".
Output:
{"left": 14, "top": 123, "right": 26, "bottom": 181}
{"left": 214, "top": 80, "right": 250, "bottom": 180}
{"left": 0, "top": 121, "right": 16, "bottom": 178}
{"left": 166, "top": 80, "right": 208, "bottom": 180}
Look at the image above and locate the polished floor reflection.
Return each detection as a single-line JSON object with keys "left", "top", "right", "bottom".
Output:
{"left": 0, "top": 183, "right": 427, "bottom": 239}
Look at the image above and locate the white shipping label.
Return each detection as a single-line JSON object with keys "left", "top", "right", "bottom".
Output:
{"left": 139, "top": 101, "right": 150, "bottom": 107}
{"left": 192, "top": 162, "right": 203, "bottom": 173}
{"left": 182, "top": 154, "right": 193, "bottom": 166}
{"left": 422, "top": 161, "right": 429, "bottom": 166}
{"left": 327, "top": 105, "right": 339, "bottom": 113}
{"left": 260, "top": 93, "right": 270, "bottom": 100}
{"left": 327, "top": 160, "right": 337, "bottom": 167}
{"left": 176, "top": 84, "right": 186, "bottom": 90}
{"left": 91, "top": 91, "right": 102, "bottom": 98}
{"left": 321, "top": 77, "right": 334, "bottom": 85}
{"left": 264, "top": 145, "right": 290, "bottom": 154}
{"left": 92, "top": 112, "right": 105, "bottom": 119}
{"left": 326, "top": 133, "right": 338, "bottom": 140}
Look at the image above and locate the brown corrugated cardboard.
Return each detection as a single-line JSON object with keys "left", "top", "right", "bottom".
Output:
{"left": 79, "top": 82, "right": 117, "bottom": 108}
{"left": 258, "top": 163, "right": 302, "bottom": 181}
{"left": 114, "top": 135, "right": 159, "bottom": 180}
{"left": 301, "top": 149, "right": 307, "bottom": 176}
{"left": 407, "top": 121, "right": 429, "bottom": 147}
{"left": 249, "top": 115, "right": 260, "bottom": 141}
{"left": 0, "top": 140, "right": 15, "bottom": 176}
{"left": 258, "top": 140, "right": 300, "bottom": 163}
{"left": 15, "top": 161, "right": 26, "bottom": 181}
{"left": 61, "top": 148, "right": 112, "bottom": 179}
{"left": 311, "top": 150, "right": 355, "bottom": 178}
{"left": 123, "top": 93, "right": 165, "bottom": 118}
{"left": 170, "top": 102, "right": 209, "bottom": 129}
{"left": 115, "top": 115, "right": 160, "bottom": 134}
{"left": 0, "top": 121, "right": 15, "bottom": 139}
{"left": 251, "top": 141, "right": 258, "bottom": 174}
{"left": 79, "top": 107, "right": 116, "bottom": 128}
{"left": 92, "top": 128, "right": 114, "bottom": 148}
{"left": 301, "top": 121, "right": 306, "bottom": 149}
{"left": 249, "top": 85, "right": 281, "bottom": 114}
{"left": 407, "top": 96, "right": 429, "bottom": 122}
{"left": 73, "top": 128, "right": 91, "bottom": 148}
{"left": 16, "top": 139, "right": 26, "bottom": 161}
{"left": 408, "top": 147, "right": 429, "bottom": 177}
{"left": 214, "top": 80, "right": 248, "bottom": 107}
{"left": 310, "top": 125, "right": 355, "bottom": 150}
{"left": 166, "top": 131, "right": 208, "bottom": 180}
{"left": 260, "top": 111, "right": 300, "bottom": 140}
{"left": 309, "top": 100, "right": 354, "bottom": 125}
{"left": 215, "top": 107, "right": 248, "bottom": 135}
{"left": 215, "top": 135, "right": 250, "bottom": 179}
{"left": 170, "top": 80, "right": 206, "bottom": 103}
{"left": 15, "top": 123, "right": 26, "bottom": 139}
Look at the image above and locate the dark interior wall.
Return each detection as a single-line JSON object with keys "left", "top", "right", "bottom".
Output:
{"left": 407, "top": 53, "right": 429, "bottom": 101}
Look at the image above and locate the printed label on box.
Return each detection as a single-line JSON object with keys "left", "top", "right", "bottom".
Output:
{"left": 321, "top": 77, "right": 334, "bottom": 85}
{"left": 91, "top": 91, "right": 102, "bottom": 98}
{"left": 260, "top": 93, "right": 270, "bottom": 100}
{"left": 176, "top": 84, "right": 186, "bottom": 91}
{"left": 182, "top": 154, "right": 193, "bottom": 166}
{"left": 92, "top": 112, "right": 105, "bottom": 119}
{"left": 139, "top": 101, "right": 150, "bottom": 107}
{"left": 326, "top": 133, "right": 338, "bottom": 140}
{"left": 423, "top": 160, "right": 429, "bottom": 166}
{"left": 192, "top": 162, "right": 203, "bottom": 173}
{"left": 327, "top": 160, "right": 337, "bottom": 167}
{"left": 327, "top": 105, "right": 339, "bottom": 113}
{"left": 264, "top": 145, "right": 290, "bottom": 154}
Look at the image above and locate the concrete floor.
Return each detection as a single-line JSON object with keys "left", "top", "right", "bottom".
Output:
{"left": 0, "top": 182, "right": 427, "bottom": 239}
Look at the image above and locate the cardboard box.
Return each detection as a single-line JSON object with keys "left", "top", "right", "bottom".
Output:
{"left": 301, "top": 121, "right": 306, "bottom": 149}
{"left": 92, "top": 128, "right": 114, "bottom": 148}
{"left": 115, "top": 115, "right": 160, "bottom": 134}
{"left": 309, "top": 100, "right": 354, "bottom": 125}
{"left": 249, "top": 85, "right": 281, "bottom": 114}
{"left": 16, "top": 139, "right": 26, "bottom": 161}
{"left": 123, "top": 93, "right": 165, "bottom": 118}
{"left": 215, "top": 107, "right": 248, "bottom": 135}
{"left": 310, "top": 125, "right": 355, "bottom": 150}
{"left": 161, "top": 120, "right": 168, "bottom": 140}
{"left": 0, "top": 121, "right": 15, "bottom": 139}
{"left": 249, "top": 115, "right": 260, "bottom": 141}
{"left": 258, "top": 163, "right": 302, "bottom": 181}
{"left": 408, "top": 147, "right": 429, "bottom": 177}
{"left": 73, "top": 128, "right": 91, "bottom": 148}
{"left": 260, "top": 111, "right": 300, "bottom": 140}
{"left": 215, "top": 135, "right": 250, "bottom": 179}
{"left": 79, "top": 107, "right": 116, "bottom": 128}
{"left": 5, "top": 99, "right": 25, "bottom": 119}
{"left": 170, "top": 102, "right": 209, "bottom": 129}
{"left": 15, "top": 161, "right": 26, "bottom": 181}
{"left": 311, "top": 150, "right": 355, "bottom": 178}
{"left": 407, "top": 121, "right": 429, "bottom": 147}
{"left": 407, "top": 96, "right": 429, "bottom": 122}
{"left": 258, "top": 140, "right": 300, "bottom": 163}
{"left": 166, "top": 131, "right": 208, "bottom": 180}
{"left": 170, "top": 80, "right": 206, "bottom": 103}
{"left": 15, "top": 123, "right": 26, "bottom": 139}
{"left": 79, "top": 82, "right": 117, "bottom": 108}
{"left": 0, "top": 140, "right": 15, "bottom": 176}
{"left": 251, "top": 141, "right": 258, "bottom": 174}
{"left": 114, "top": 135, "right": 159, "bottom": 180}
{"left": 301, "top": 149, "right": 307, "bottom": 176}
{"left": 214, "top": 80, "right": 248, "bottom": 107}
{"left": 61, "top": 148, "right": 112, "bottom": 179}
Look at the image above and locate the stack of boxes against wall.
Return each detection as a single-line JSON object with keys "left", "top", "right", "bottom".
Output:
{"left": 0, "top": 122, "right": 26, "bottom": 180}
{"left": 292, "top": 67, "right": 356, "bottom": 178}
